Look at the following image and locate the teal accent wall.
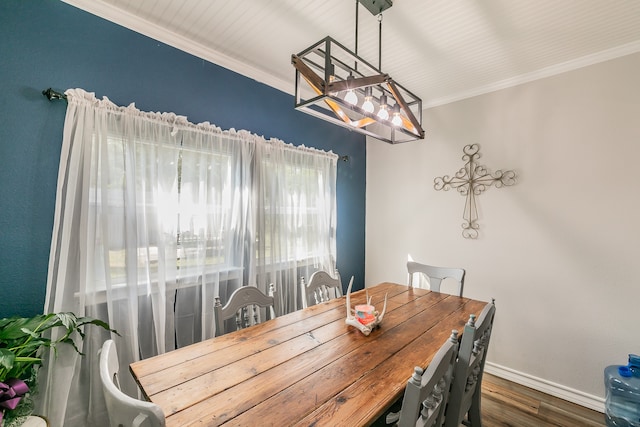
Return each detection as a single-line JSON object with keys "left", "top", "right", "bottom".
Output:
{"left": 0, "top": 0, "right": 366, "bottom": 317}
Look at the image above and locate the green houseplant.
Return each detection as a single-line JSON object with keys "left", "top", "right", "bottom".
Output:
{"left": 0, "top": 313, "right": 115, "bottom": 426}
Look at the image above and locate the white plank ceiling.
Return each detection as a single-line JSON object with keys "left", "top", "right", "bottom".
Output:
{"left": 63, "top": 0, "right": 640, "bottom": 107}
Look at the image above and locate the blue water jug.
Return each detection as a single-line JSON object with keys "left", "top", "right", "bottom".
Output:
{"left": 605, "top": 354, "right": 640, "bottom": 427}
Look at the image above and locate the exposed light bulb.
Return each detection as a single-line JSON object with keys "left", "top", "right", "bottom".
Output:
{"left": 343, "top": 73, "right": 357, "bottom": 105}
{"left": 377, "top": 106, "right": 389, "bottom": 120}
{"left": 344, "top": 89, "right": 358, "bottom": 106}
{"left": 362, "top": 99, "right": 374, "bottom": 113}
{"left": 377, "top": 94, "right": 389, "bottom": 120}
{"left": 391, "top": 104, "right": 402, "bottom": 126}
{"left": 362, "top": 87, "right": 374, "bottom": 113}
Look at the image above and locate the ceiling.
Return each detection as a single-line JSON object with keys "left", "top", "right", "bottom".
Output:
{"left": 63, "top": 0, "right": 640, "bottom": 107}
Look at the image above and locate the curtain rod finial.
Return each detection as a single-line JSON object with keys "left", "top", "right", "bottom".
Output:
{"left": 42, "top": 88, "right": 67, "bottom": 101}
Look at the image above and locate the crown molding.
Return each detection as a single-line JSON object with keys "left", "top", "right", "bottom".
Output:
{"left": 60, "top": 0, "right": 293, "bottom": 95}
{"left": 424, "top": 39, "right": 640, "bottom": 108}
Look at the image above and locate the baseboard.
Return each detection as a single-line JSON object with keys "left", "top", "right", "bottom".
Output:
{"left": 484, "top": 362, "right": 605, "bottom": 413}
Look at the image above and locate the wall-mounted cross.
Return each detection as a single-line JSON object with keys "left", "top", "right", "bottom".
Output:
{"left": 434, "top": 144, "right": 516, "bottom": 239}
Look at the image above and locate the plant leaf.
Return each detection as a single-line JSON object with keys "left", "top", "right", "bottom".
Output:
{"left": 0, "top": 348, "right": 16, "bottom": 370}
{"left": 1, "top": 311, "right": 116, "bottom": 386}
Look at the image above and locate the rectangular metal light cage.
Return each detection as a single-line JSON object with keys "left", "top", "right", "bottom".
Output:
{"left": 292, "top": 37, "right": 424, "bottom": 144}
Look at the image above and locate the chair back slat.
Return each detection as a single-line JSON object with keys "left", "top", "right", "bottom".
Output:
{"left": 396, "top": 330, "right": 460, "bottom": 427}
{"left": 301, "top": 269, "right": 343, "bottom": 308}
{"left": 444, "top": 300, "right": 496, "bottom": 427}
{"left": 215, "top": 284, "right": 277, "bottom": 336}
{"left": 407, "top": 261, "right": 465, "bottom": 297}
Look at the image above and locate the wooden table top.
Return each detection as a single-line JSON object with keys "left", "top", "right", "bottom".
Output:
{"left": 130, "top": 282, "right": 487, "bottom": 426}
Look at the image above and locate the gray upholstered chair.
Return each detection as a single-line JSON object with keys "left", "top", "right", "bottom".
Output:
{"left": 388, "top": 330, "right": 460, "bottom": 427}
{"left": 214, "top": 284, "right": 277, "bottom": 336}
{"left": 444, "top": 299, "right": 496, "bottom": 427}
{"left": 99, "top": 340, "right": 165, "bottom": 427}
{"left": 407, "top": 261, "right": 466, "bottom": 297}
{"left": 300, "top": 269, "right": 343, "bottom": 308}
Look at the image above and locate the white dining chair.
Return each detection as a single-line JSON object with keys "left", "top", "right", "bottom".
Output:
{"left": 214, "top": 284, "right": 278, "bottom": 336}
{"left": 444, "top": 299, "right": 496, "bottom": 427}
{"left": 300, "top": 269, "right": 343, "bottom": 308}
{"left": 407, "top": 261, "right": 466, "bottom": 297}
{"left": 99, "top": 340, "right": 165, "bottom": 427}
{"left": 387, "top": 330, "right": 460, "bottom": 427}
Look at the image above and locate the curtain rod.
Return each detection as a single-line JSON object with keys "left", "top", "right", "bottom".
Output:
{"left": 41, "top": 87, "right": 351, "bottom": 161}
{"left": 42, "top": 88, "right": 67, "bottom": 101}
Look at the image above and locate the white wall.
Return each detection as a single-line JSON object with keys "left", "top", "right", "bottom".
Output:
{"left": 365, "top": 52, "right": 640, "bottom": 409}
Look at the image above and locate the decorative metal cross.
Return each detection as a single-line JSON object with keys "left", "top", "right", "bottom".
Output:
{"left": 434, "top": 144, "right": 516, "bottom": 239}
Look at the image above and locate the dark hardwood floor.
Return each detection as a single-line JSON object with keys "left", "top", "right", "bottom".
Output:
{"left": 371, "top": 373, "right": 605, "bottom": 426}
{"left": 481, "top": 373, "right": 605, "bottom": 427}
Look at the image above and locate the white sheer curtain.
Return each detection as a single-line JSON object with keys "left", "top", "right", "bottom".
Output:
{"left": 38, "top": 88, "right": 337, "bottom": 426}
{"left": 253, "top": 141, "right": 337, "bottom": 313}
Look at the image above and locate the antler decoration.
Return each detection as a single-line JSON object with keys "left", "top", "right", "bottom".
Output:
{"left": 345, "top": 277, "right": 388, "bottom": 336}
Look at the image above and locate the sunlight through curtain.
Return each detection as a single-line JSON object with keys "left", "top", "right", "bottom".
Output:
{"left": 37, "top": 88, "right": 337, "bottom": 426}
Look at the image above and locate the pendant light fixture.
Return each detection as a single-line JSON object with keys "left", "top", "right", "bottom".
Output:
{"left": 291, "top": 0, "right": 425, "bottom": 144}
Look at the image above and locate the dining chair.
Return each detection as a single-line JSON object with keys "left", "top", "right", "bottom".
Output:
{"left": 214, "top": 284, "right": 278, "bottom": 336}
{"left": 99, "top": 340, "right": 166, "bottom": 427}
{"left": 407, "top": 261, "right": 466, "bottom": 297}
{"left": 443, "top": 299, "right": 496, "bottom": 427}
{"left": 300, "top": 269, "right": 343, "bottom": 308}
{"left": 387, "top": 330, "right": 460, "bottom": 427}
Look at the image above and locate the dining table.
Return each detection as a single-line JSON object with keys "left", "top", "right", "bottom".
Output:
{"left": 129, "top": 282, "right": 488, "bottom": 426}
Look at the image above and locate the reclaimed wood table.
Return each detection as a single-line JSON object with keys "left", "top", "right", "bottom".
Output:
{"left": 130, "top": 282, "right": 487, "bottom": 426}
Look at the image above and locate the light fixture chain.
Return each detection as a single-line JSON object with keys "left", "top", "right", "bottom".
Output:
{"left": 378, "top": 13, "right": 383, "bottom": 70}
{"left": 354, "top": 0, "right": 359, "bottom": 71}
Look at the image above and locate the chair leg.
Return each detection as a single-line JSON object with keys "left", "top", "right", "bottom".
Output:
{"left": 467, "top": 387, "right": 483, "bottom": 427}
